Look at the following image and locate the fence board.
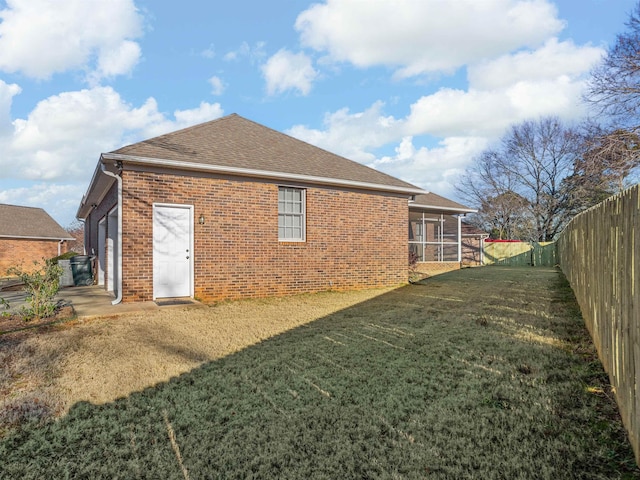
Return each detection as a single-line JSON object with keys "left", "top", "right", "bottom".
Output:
{"left": 483, "top": 241, "right": 556, "bottom": 267}
{"left": 556, "top": 184, "right": 640, "bottom": 466}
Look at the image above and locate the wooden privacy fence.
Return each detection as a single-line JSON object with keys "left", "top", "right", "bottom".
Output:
{"left": 483, "top": 241, "right": 556, "bottom": 267}
{"left": 556, "top": 184, "right": 640, "bottom": 465}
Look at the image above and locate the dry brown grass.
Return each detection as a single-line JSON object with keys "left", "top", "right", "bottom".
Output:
{"left": 2, "top": 268, "right": 638, "bottom": 478}
{"left": 0, "top": 287, "right": 393, "bottom": 433}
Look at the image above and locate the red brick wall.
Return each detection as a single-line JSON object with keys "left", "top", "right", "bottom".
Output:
{"left": 0, "top": 238, "right": 68, "bottom": 275}
{"left": 118, "top": 170, "right": 408, "bottom": 302}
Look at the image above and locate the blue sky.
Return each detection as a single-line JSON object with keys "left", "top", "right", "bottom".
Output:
{"left": 0, "top": 0, "right": 636, "bottom": 227}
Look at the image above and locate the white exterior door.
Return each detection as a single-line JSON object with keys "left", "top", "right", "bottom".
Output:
{"left": 153, "top": 204, "right": 193, "bottom": 299}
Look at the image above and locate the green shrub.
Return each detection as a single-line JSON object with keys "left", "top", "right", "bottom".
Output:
{"left": 6, "top": 259, "right": 63, "bottom": 322}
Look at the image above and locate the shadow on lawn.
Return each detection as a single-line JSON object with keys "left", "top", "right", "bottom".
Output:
{"left": 1, "top": 267, "right": 638, "bottom": 479}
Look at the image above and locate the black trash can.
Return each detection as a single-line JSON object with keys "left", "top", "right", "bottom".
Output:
{"left": 70, "top": 255, "right": 94, "bottom": 286}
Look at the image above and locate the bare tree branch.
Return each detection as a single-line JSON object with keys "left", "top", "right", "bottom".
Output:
{"left": 586, "top": 2, "right": 640, "bottom": 126}
{"left": 457, "top": 117, "right": 581, "bottom": 241}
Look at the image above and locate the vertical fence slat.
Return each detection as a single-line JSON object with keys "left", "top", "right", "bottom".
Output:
{"left": 557, "top": 184, "right": 640, "bottom": 466}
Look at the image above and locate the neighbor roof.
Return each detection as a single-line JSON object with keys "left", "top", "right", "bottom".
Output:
{"left": 0, "top": 204, "right": 73, "bottom": 240}
{"left": 111, "top": 113, "right": 423, "bottom": 193}
{"left": 461, "top": 221, "right": 490, "bottom": 236}
{"left": 410, "top": 193, "right": 476, "bottom": 214}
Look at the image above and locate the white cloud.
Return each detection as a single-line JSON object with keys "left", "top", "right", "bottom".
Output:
{"left": 223, "top": 41, "right": 266, "bottom": 63}
{"left": 2, "top": 86, "right": 224, "bottom": 181}
{"left": 208, "top": 76, "right": 225, "bottom": 96}
{"left": 403, "top": 39, "right": 600, "bottom": 139}
{"left": 262, "top": 49, "right": 318, "bottom": 96}
{"left": 505, "top": 76, "right": 587, "bottom": 119}
{"left": 201, "top": 44, "right": 216, "bottom": 59}
{"left": 468, "top": 38, "right": 604, "bottom": 90}
{"left": 373, "top": 136, "right": 490, "bottom": 197}
{"left": 288, "top": 100, "right": 490, "bottom": 196}
{"left": 287, "top": 33, "right": 597, "bottom": 199}
{"left": 287, "top": 101, "right": 401, "bottom": 161}
{"left": 95, "top": 40, "right": 142, "bottom": 80}
{"left": 169, "top": 102, "right": 224, "bottom": 131}
{"left": 0, "top": 182, "right": 85, "bottom": 227}
{"left": 0, "top": 79, "right": 21, "bottom": 134}
{"left": 295, "top": 0, "right": 564, "bottom": 77}
{"left": 0, "top": 0, "right": 143, "bottom": 81}
{"left": 403, "top": 80, "right": 586, "bottom": 140}
{"left": 405, "top": 88, "right": 516, "bottom": 138}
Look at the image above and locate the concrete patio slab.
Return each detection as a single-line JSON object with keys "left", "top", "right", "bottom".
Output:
{"left": 57, "top": 286, "right": 160, "bottom": 318}
{"left": 1, "top": 284, "right": 206, "bottom": 319}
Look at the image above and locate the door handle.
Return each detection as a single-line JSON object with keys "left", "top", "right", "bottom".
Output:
{"left": 186, "top": 256, "right": 190, "bottom": 259}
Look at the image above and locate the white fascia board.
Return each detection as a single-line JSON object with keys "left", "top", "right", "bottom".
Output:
{"left": 0, "top": 234, "right": 75, "bottom": 241}
{"left": 409, "top": 203, "right": 477, "bottom": 214}
{"left": 102, "top": 153, "right": 427, "bottom": 196}
{"left": 76, "top": 161, "right": 118, "bottom": 220}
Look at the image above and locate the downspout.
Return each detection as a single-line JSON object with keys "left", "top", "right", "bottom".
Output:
{"left": 457, "top": 215, "right": 462, "bottom": 263}
{"left": 100, "top": 161, "right": 123, "bottom": 305}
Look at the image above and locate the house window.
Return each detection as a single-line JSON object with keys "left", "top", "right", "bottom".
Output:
{"left": 278, "top": 187, "right": 305, "bottom": 241}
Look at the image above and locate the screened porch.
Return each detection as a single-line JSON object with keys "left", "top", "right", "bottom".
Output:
{"left": 408, "top": 193, "right": 478, "bottom": 263}
{"left": 409, "top": 211, "right": 462, "bottom": 262}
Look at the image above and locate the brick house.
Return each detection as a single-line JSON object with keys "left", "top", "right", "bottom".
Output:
{"left": 77, "top": 114, "right": 426, "bottom": 304}
{"left": 409, "top": 193, "right": 482, "bottom": 275}
{"left": 0, "top": 204, "right": 74, "bottom": 274}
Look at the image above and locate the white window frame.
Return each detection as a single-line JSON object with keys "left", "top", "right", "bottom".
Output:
{"left": 278, "top": 186, "right": 306, "bottom": 242}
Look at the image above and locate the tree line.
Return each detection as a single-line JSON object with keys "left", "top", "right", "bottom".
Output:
{"left": 457, "top": 3, "right": 640, "bottom": 241}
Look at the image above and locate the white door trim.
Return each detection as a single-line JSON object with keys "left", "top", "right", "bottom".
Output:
{"left": 152, "top": 203, "right": 194, "bottom": 300}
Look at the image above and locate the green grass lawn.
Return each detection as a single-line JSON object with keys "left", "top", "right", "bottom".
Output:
{"left": 1, "top": 267, "right": 638, "bottom": 479}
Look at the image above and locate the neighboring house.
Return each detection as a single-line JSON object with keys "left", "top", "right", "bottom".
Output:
{"left": 77, "top": 114, "right": 426, "bottom": 304}
{"left": 409, "top": 193, "right": 479, "bottom": 274}
{"left": 0, "top": 204, "right": 74, "bottom": 274}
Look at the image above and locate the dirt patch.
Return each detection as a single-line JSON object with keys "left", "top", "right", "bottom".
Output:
{"left": 0, "top": 288, "right": 394, "bottom": 433}
{"left": 0, "top": 305, "right": 75, "bottom": 334}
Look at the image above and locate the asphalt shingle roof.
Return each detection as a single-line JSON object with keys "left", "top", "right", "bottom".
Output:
{"left": 112, "top": 113, "right": 421, "bottom": 191}
{"left": 461, "top": 221, "right": 489, "bottom": 236}
{"left": 0, "top": 204, "right": 73, "bottom": 240}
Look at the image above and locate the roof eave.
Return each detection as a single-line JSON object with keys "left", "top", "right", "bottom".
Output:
{"left": 409, "top": 203, "right": 477, "bottom": 214}
{"left": 76, "top": 159, "right": 118, "bottom": 220}
{"left": 102, "top": 153, "right": 427, "bottom": 197}
{"left": 0, "top": 234, "right": 75, "bottom": 241}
